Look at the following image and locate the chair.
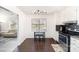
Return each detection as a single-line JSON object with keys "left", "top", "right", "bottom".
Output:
{"left": 34, "top": 32, "right": 45, "bottom": 41}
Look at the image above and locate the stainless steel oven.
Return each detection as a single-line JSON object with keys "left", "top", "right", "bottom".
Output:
{"left": 59, "top": 32, "right": 70, "bottom": 52}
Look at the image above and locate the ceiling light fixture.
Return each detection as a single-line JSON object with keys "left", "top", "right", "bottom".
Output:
{"left": 34, "top": 10, "right": 47, "bottom": 15}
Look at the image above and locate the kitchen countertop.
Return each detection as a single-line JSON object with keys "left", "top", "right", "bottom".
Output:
{"left": 71, "top": 36, "right": 79, "bottom": 39}
{"left": 67, "top": 28, "right": 79, "bottom": 32}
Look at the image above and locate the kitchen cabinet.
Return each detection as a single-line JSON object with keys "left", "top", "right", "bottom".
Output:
{"left": 71, "top": 36, "right": 79, "bottom": 52}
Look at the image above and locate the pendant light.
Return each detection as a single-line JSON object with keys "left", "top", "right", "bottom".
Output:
{"left": 34, "top": 9, "right": 47, "bottom": 15}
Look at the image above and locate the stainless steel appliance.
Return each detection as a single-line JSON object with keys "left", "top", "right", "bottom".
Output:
{"left": 59, "top": 32, "right": 70, "bottom": 52}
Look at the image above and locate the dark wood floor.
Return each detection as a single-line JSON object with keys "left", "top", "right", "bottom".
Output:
{"left": 17, "top": 38, "right": 58, "bottom": 52}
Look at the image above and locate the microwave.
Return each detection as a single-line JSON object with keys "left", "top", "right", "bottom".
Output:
{"left": 56, "top": 25, "right": 66, "bottom": 32}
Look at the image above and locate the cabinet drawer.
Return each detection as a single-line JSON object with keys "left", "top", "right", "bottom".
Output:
{"left": 71, "top": 48, "right": 79, "bottom": 52}
{"left": 71, "top": 44, "right": 79, "bottom": 48}
{"left": 71, "top": 40, "right": 79, "bottom": 43}
{"left": 71, "top": 37, "right": 79, "bottom": 52}
{"left": 71, "top": 45, "right": 79, "bottom": 51}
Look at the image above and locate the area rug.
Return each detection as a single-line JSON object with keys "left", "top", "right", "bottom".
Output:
{"left": 51, "top": 44, "right": 64, "bottom": 52}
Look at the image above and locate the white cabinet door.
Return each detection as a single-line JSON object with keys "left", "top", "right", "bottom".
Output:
{"left": 71, "top": 37, "right": 79, "bottom": 52}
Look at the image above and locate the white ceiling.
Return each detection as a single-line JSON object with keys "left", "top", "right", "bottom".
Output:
{"left": 17, "top": 6, "right": 68, "bottom": 15}
{"left": 0, "top": 7, "right": 14, "bottom": 16}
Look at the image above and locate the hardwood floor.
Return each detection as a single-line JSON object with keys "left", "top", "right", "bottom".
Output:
{"left": 17, "top": 38, "right": 58, "bottom": 52}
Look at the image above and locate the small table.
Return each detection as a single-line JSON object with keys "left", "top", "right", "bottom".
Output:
{"left": 34, "top": 32, "right": 45, "bottom": 41}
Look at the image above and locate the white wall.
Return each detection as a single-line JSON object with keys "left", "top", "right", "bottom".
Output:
{"left": 54, "top": 7, "right": 79, "bottom": 41}
{"left": 2, "top": 6, "right": 58, "bottom": 43}
{"left": 24, "top": 7, "right": 79, "bottom": 41}
{"left": 76, "top": 7, "right": 79, "bottom": 25}
{"left": 2, "top": 6, "right": 79, "bottom": 51}
{"left": 3, "top": 6, "right": 27, "bottom": 45}
{"left": 24, "top": 14, "right": 58, "bottom": 39}
{"left": 0, "top": 15, "right": 17, "bottom": 32}
{"left": 56, "top": 7, "right": 77, "bottom": 25}
{"left": 3, "top": 6, "right": 79, "bottom": 42}
{"left": 0, "top": 13, "right": 10, "bottom": 32}
{"left": 1, "top": 22, "right": 9, "bottom": 32}
{"left": 24, "top": 7, "right": 77, "bottom": 41}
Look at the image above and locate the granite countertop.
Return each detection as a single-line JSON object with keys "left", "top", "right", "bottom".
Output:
{"left": 66, "top": 25, "right": 79, "bottom": 32}
{"left": 71, "top": 36, "right": 79, "bottom": 39}
{"left": 67, "top": 28, "right": 79, "bottom": 32}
